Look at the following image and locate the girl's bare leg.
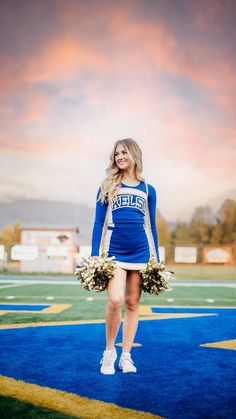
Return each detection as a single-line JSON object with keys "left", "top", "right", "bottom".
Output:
{"left": 105, "top": 266, "right": 127, "bottom": 350}
{"left": 122, "top": 270, "right": 141, "bottom": 353}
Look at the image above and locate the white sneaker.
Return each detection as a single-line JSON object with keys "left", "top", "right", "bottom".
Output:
{"left": 100, "top": 348, "right": 117, "bottom": 375}
{"left": 119, "top": 352, "right": 137, "bottom": 373}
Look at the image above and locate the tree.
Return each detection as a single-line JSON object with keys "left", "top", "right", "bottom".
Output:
{"left": 210, "top": 224, "right": 223, "bottom": 244}
{"left": 165, "top": 199, "right": 236, "bottom": 246}
{"left": 0, "top": 221, "right": 21, "bottom": 254}
{"left": 156, "top": 209, "right": 170, "bottom": 245}
{"left": 189, "top": 206, "right": 214, "bottom": 244}
{"left": 218, "top": 199, "right": 236, "bottom": 244}
{"left": 171, "top": 222, "right": 192, "bottom": 244}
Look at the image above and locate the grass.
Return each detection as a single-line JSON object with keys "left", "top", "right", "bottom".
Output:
{"left": 167, "top": 264, "right": 236, "bottom": 280}
{"left": 0, "top": 396, "right": 76, "bottom": 419}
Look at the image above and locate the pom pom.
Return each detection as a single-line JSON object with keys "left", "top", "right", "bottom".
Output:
{"left": 74, "top": 252, "right": 116, "bottom": 292}
{"left": 140, "top": 258, "right": 174, "bottom": 295}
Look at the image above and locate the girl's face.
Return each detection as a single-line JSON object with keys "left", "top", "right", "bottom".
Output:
{"left": 114, "top": 144, "right": 133, "bottom": 172}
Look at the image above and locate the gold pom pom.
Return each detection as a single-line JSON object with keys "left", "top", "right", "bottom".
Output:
{"left": 140, "top": 258, "right": 173, "bottom": 295}
{"left": 74, "top": 252, "right": 116, "bottom": 292}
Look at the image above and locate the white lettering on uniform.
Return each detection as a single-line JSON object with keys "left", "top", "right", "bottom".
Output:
{"left": 112, "top": 194, "right": 146, "bottom": 214}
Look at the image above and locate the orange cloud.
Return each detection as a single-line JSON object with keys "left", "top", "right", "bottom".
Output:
{"left": 0, "top": 1, "right": 235, "bottom": 160}
{"left": 0, "top": 129, "right": 105, "bottom": 156}
{"left": 26, "top": 37, "right": 108, "bottom": 83}
{"left": 1, "top": 5, "right": 235, "bottom": 115}
{"left": 107, "top": 8, "right": 236, "bottom": 114}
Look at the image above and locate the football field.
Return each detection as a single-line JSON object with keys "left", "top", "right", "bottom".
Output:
{"left": 0, "top": 273, "right": 236, "bottom": 418}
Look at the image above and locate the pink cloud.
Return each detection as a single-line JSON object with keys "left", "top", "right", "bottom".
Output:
{"left": 106, "top": 8, "right": 236, "bottom": 115}
{"left": 0, "top": 1, "right": 235, "bottom": 161}
{"left": 0, "top": 56, "right": 26, "bottom": 93}
{"left": 26, "top": 37, "right": 108, "bottom": 83}
{"left": 149, "top": 98, "right": 236, "bottom": 177}
{"left": 0, "top": 129, "right": 104, "bottom": 155}
{"left": 217, "top": 126, "right": 236, "bottom": 145}
{"left": 0, "top": 133, "right": 66, "bottom": 154}
{"left": 1, "top": 5, "right": 235, "bottom": 115}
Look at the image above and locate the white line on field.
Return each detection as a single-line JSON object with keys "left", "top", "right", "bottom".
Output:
{"left": 0, "top": 279, "right": 236, "bottom": 287}
{"left": 169, "top": 282, "right": 236, "bottom": 288}
{"left": 0, "top": 280, "right": 75, "bottom": 285}
{"left": 0, "top": 283, "right": 34, "bottom": 289}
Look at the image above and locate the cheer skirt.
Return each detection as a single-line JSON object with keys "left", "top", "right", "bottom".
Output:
{"left": 103, "top": 223, "right": 150, "bottom": 270}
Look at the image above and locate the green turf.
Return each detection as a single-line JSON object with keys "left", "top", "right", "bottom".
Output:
{"left": 0, "top": 280, "right": 236, "bottom": 325}
{"left": 167, "top": 264, "right": 236, "bottom": 280}
{"left": 0, "top": 395, "right": 77, "bottom": 419}
{"left": 0, "top": 283, "right": 91, "bottom": 297}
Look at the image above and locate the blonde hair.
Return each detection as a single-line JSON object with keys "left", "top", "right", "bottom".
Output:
{"left": 98, "top": 138, "right": 145, "bottom": 203}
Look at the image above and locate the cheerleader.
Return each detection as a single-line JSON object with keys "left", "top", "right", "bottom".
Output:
{"left": 91, "top": 138, "right": 160, "bottom": 374}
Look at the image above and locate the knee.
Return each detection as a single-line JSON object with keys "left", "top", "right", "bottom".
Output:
{"left": 108, "top": 297, "right": 123, "bottom": 311}
{"left": 125, "top": 297, "right": 139, "bottom": 312}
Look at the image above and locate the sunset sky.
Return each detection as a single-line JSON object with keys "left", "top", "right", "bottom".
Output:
{"left": 0, "top": 0, "right": 236, "bottom": 222}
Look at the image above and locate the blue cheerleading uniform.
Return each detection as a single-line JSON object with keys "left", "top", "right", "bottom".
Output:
{"left": 91, "top": 181, "right": 160, "bottom": 269}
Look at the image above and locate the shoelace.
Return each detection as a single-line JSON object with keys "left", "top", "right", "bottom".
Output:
{"left": 121, "top": 354, "right": 134, "bottom": 364}
{"left": 100, "top": 351, "right": 115, "bottom": 366}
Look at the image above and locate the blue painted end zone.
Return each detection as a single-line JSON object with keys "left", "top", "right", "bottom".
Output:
{"left": 151, "top": 306, "right": 236, "bottom": 313}
{"left": 0, "top": 308, "right": 235, "bottom": 418}
{"left": 0, "top": 304, "right": 51, "bottom": 311}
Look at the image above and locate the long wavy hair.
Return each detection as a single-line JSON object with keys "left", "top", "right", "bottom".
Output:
{"left": 98, "top": 138, "right": 145, "bottom": 203}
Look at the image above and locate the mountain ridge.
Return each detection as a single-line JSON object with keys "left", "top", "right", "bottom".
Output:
{"left": 0, "top": 199, "right": 95, "bottom": 243}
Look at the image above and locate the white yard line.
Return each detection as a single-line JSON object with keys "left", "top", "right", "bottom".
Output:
{"left": 0, "top": 279, "right": 79, "bottom": 285}
{"left": 170, "top": 281, "right": 236, "bottom": 288}
{"left": 0, "top": 283, "right": 35, "bottom": 289}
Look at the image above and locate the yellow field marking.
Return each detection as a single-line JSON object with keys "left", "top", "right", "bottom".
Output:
{"left": 138, "top": 305, "right": 218, "bottom": 320}
{"left": 42, "top": 304, "right": 71, "bottom": 313}
{"left": 0, "top": 375, "right": 163, "bottom": 419}
{"left": 0, "top": 303, "right": 71, "bottom": 315}
{"left": 0, "top": 318, "right": 105, "bottom": 330}
{"left": 0, "top": 311, "right": 218, "bottom": 330}
{"left": 116, "top": 342, "right": 142, "bottom": 347}
{"left": 200, "top": 339, "right": 236, "bottom": 350}
{"left": 139, "top": 305, "right": 153, "bottom": 315}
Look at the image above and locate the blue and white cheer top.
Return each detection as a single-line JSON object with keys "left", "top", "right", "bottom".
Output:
{"left": 91, "top": 181, "right": 160, "bottom": 270}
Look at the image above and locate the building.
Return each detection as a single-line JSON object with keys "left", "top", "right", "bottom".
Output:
{"left": 17, "top": 227, "right": 80, "bottom": 273}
